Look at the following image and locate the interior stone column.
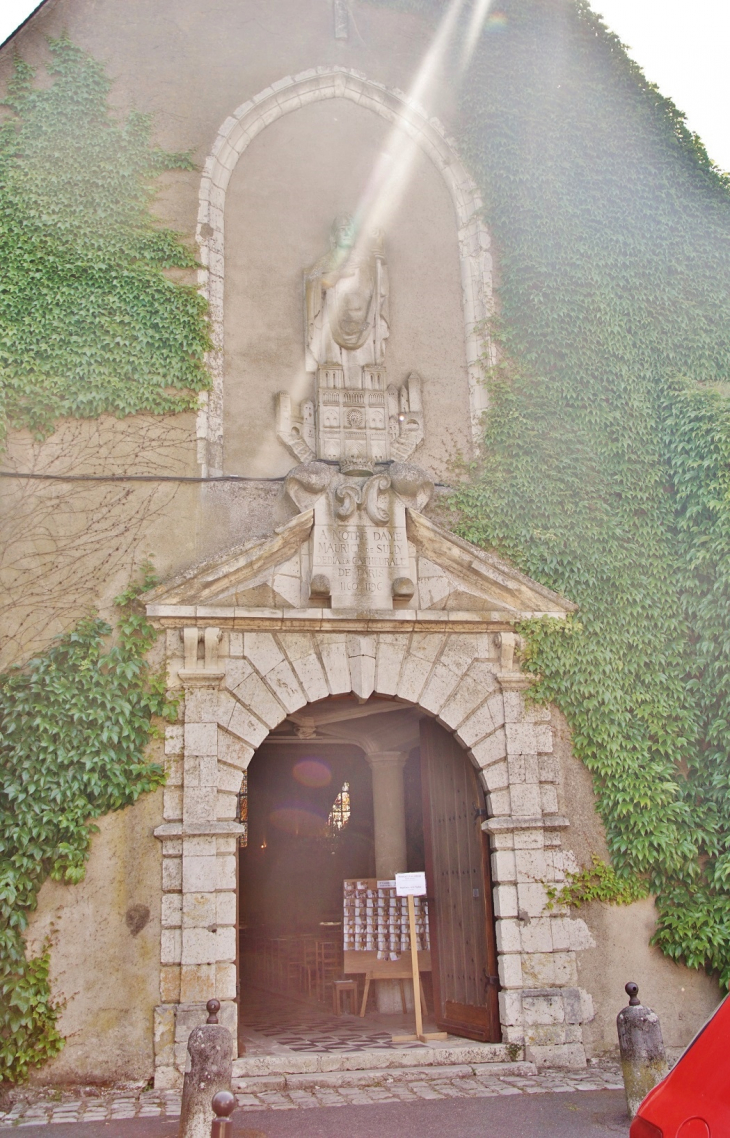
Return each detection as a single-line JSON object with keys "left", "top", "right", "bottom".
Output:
{"left": 365, "top": 751, "right": 411, "bottom": 1012}
{"left": 365, "top": 751, "right": 408, "bottom": 879}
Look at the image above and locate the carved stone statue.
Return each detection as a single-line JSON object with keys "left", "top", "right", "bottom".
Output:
{"left": 304, "top": 214, "right": 389, "bottom": 387}
{"left": 276, "top": 216, "right": 424, "bottom": 469}
{"left": 271, "top": 215, "right": 435, "bottom": 610}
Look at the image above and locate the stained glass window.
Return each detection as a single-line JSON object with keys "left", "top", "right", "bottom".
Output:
{"left": 327, "top": 781, "right": 351, "bottom": 833}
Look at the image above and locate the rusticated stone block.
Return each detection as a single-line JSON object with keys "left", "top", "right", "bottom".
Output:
{"left": 527, "top": 1042, "right": 586, "bottom": 1069}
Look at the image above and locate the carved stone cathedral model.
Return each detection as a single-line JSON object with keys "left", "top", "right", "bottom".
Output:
{"left": 275, "top": 215, "right": 432, "bottom": 611}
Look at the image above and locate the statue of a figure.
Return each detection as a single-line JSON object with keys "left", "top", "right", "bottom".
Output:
{"left": 304, "top": 214, "right": 389, "bottom": 387}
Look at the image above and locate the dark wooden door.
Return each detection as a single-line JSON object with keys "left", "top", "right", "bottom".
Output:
{"left": 420, "top": 719, "right": 500, "bottom": 1042}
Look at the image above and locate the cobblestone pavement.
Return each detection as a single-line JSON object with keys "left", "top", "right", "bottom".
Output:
{"left": 0, "top": 1062, "right": 624, "bottom": 1126}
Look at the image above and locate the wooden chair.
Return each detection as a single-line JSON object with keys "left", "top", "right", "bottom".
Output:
{"left": 316, "top": 939, "right": 341, "bottom": 1005}
{"left": 332, "top": 978, "right": 358, "bottom": 1016}
{"left": 286, "top": 936, "right": 317, "bottom": 997}
{"left": 271, "top": 936, "right": 290, "bottom": 991}
{"left": 300, "top": 936, "right": 318, "bottom": 997}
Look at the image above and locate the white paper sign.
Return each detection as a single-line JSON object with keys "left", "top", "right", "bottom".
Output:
{"left": 395, "top": 871, "right": 427, "bottom": 897}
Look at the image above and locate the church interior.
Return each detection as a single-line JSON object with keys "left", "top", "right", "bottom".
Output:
{"left": 237, "top": 696, "right": 438, "bottom": 1050}
{"left": 235, "top": 693, "right": 501, "bottom": 1054}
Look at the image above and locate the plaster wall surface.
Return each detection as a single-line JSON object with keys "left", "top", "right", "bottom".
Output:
{"left": 0, "top": 0, "right": 468, "bottom": 667}
{"left": 578, "top": 898, "right": 720, "bottom": 1059}
{"left": 0, "top": 415, "right": 202, "bottom": 670}
{"left": 0, "top": 0, "right": 455, "bottom": 239}
{"left": 552, "top": 711, "right": 721, "bottom": 1058}
{"left": 223, "top": 98, "right": 472, "bottom": 480}
{"left": 24, "top": 789, "right": 165, "bottom": 1084}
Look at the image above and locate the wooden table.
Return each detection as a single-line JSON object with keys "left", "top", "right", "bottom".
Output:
{"left": 343, "top": 949, "right": 431, "bottom": 1017}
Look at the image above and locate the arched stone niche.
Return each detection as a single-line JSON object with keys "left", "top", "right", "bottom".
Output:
{"left": 152, "top": 619, "right": 596, "bottom": 1087}
{"left": 195, "top": 67, "right": 496, "bottom": 477}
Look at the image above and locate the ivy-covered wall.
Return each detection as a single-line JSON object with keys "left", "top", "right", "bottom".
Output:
{"left": 0, "top": 36, "right": 210, "bottom": 443}
{"left": 0, "top": 40, "right": 203, "bottom": 1084}
{"left": 3, "top": 0, "right": 730, "bottom": 1083}
{"left": 368, "top": 0, "right": 730, "bottom": 984}
{"left": 0, "top": 573, "right": 175, "bottom": 1083}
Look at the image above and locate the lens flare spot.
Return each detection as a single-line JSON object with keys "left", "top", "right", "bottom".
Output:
{"left": 292, "top": 758, "right": 332, "bottom": 788}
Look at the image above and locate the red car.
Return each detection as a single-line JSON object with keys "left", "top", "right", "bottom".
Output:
{"left": 630, "top": 994, "right": 729, "bottom": 1138}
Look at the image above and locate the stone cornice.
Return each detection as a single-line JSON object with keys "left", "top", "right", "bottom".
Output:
{"left": 482, "top": 815, "right": 570, "bottom": 833}
{"left": 147, "top": 605, "right": 532, "bottom": 632}
{"left": 153, "top": 822, "right": 246, "bottom": 840}
{"left": 177, "top": 670, "right": 225, "bottom": 686}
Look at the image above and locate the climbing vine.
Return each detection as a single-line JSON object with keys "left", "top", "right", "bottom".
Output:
{"left": 0, "top": 35, "right": 210, "bottom": 442}
{"left": 367, "top": 0, "right": 730, "bottom": 983}
{"left": 0, "top": 569, "right": 174, "bottom": 1082}
{"left": 546, "top": 856, "right": 648, "bottom": 910}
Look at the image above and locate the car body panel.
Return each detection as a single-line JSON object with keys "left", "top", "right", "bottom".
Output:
{"left": 630, "top": 995, "right": 729, "bottom": 1138}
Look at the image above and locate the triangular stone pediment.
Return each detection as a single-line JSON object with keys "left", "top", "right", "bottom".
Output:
{"left": 405, "top": 511, "right": 575, "bottom": 617}
{"left": 146, "top": 509, "right": 314, "bottom": 609}
{"left": 146, "top": 507, "right": 574, "bottom": 621}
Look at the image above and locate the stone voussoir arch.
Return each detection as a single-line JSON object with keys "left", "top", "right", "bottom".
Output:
{"left": 195, "top": 66, "right": 496, "bottom": 475}
{"left": 213, "top": 629, "right": 544, "bottom": 825}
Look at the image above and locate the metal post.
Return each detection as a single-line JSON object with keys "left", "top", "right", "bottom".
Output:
{"left": 211, "top": 1091, "right": 236, "bottom": 1137}
{"left": 209, "top": 1087, "right": 234, "bottom": 1133}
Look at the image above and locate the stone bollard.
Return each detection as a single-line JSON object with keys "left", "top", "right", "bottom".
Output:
{"left": 178, "top": 999, "right": 233, "bottom": 1138}
{"left": 211, "top": 1091, "right": 236, "bottom": 1138}
{"left": 616, "top": 982, "right": 668, "bottom": 1118}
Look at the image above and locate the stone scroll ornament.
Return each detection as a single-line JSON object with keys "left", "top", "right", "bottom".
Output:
{"left": 276, "top": 216, "right": 424, "bottom": 467}
{"left": 285, "top": 461, "right": 433, "bottom": 611}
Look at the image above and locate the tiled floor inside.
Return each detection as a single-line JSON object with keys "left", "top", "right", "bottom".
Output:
{"left": 239, "top": 986, "right": 456, "bottom": 1054}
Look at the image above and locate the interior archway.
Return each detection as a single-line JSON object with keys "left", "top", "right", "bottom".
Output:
{"left": 236, "top": 693, "right": 500, "bottom": 1054}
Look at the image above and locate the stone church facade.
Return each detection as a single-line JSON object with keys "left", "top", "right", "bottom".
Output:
{"left": 2, "top": 0, "right": 719, "bottom": 1087}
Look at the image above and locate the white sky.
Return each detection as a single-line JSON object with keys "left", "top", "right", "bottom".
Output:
{"left": 594, "top": 0, "right": 730, "bottom": 171}
{"left": 0, "top": 0, "right": 729, "bottom": 170}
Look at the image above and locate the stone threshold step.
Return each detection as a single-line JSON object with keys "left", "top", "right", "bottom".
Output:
{"left": 233, "top": 1061, "right": 536, "bottom": 1094}
{"left": 233, "top": 1042, "right": 518, "bottom": 1077}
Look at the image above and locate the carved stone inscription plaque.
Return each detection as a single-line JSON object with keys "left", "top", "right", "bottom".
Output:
{"left": 311, "top": 490, "right": 409, "bottom": 610}
{"left": 315, "top": 523, "right": 408, "bottom": 608}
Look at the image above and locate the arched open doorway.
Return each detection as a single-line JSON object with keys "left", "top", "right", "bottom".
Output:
{"left": 236, "top": 693, "right": 500, "bottom": 1049}
{"left": 148, "top": 521, "right": 586, "bottom": 1083}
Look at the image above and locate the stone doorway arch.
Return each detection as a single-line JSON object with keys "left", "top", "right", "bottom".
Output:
{"left": 152, "top": 619, "right": 594, "bottom": 1086}
{"left": 237, "top": 692, "right": 502, "bottom": 1040}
